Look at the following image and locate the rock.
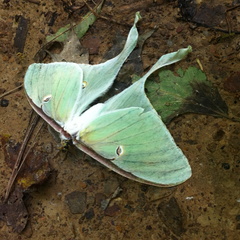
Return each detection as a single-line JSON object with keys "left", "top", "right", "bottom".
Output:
{"left": 65, "top": 191, "right": 87, "bottom": 214}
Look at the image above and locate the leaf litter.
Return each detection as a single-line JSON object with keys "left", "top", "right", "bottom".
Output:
{"left": 34, "top": 0, "right": 104, "bottom": 62}
{"left": 146, "top": 66, "right": 230, "bottom": 124}
{"left": 0, "top": 134, "right": 51, "bottom": 232}
{"left": 1, "top": 0, "right": 237, "bottom": 235}
{"left": 0, "top": 3, "right": 107, "bottom": 232}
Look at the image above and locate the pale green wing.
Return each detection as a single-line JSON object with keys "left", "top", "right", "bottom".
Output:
{"left": 75, "top": 47, "right": 192, "bottom": 186}
{"left": 74, "top": 12, "right": 140, "bottom": 116}
{"left": 24, "top": 13, "right": 141, "bottom": 127}
{"left": 77, "top": 107, "right": 191, "bottom": 185}
{"left": 101, "top": 46, "right": 192, "bottom": 113}
{"left": 24, "top": 62, "right": 83, "bottom": 126}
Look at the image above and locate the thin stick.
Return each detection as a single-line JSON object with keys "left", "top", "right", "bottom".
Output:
{"left": 0, "top": 84, "right": 23, "bottom": 99}
{"left": 225, "top": 4, "right": 240, "bottom": 33}
{"left": 4, "top": 112, "right": 40, "bottom": 201}
{"left": 26, "top": 0, "right": 40, "bottom": 4}
{"left": 17, "top": 120, "right": 45, "bottom": 179}
{"left": 83, "top": 0, "right": 131, "bottom": 27}
{"left": 102, "top": 187, "right": 122, "bottom": 210}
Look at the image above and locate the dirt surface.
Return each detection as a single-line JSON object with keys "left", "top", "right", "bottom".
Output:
{"left": 0, "top": 0, "right": 240, "bottom": 239}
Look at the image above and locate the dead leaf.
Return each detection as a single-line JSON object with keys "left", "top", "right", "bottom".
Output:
{"left": 146, "top": 67, "right": 229, "bottom": 123}
{"left": 1, "top": 134, "right": 51, "bottom": 190}
{"left": 0, "top": 188, "right": 28, "bottom": 233}
{"left": 34, "top": 0, "right": 104, "bottom": 62}
{"left": 178, "top": 0, "right": 240, "bottom": 33}
{"left": 50, "top": 31, "right": 89, "bottom": 63}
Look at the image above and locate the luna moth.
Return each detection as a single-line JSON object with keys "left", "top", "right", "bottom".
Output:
{"left": 24, "top": 12, "right": 192, "bottom": 186}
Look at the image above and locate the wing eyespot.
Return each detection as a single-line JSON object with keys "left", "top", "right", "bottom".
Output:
{"left": 82, "top": 81, "right": 87, "bottom": 89}
{"left": 116, "top": 145, "right": 124, "bottom": 156}
{"left": 42, "top": 94, "right": 52, "bottom": 103}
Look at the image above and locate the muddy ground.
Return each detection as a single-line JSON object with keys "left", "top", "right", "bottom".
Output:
{"left": 0, "top": 0, "right": 240, "bottom": 239}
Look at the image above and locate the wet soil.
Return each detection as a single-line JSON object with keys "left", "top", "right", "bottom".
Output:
{"left": 0, "top": 0, "right": 240, "bottom": 239}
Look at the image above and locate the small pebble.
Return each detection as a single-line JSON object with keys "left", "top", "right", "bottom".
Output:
{"left": 222, "top": 163, "right": 230, "bottom": 170}
{"left": 104, "top": 203, "right": 120, "bottom": 217}
{"left": 0, "top": 98, "right": 9, "bottom": 107}
{"left": 65, "top": 191, "right": 87, "bottom": 214}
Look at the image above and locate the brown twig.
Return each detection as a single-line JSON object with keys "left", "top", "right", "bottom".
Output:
{"left": 101, "top": 187, "right": 122, "bottom": 210}
{"left": 17, "top": 119, "right": 45, "bottom": 180}
{"left": 83, "top": 0, "right": 131, "bottom": 27}
{"left": 225, "top": 4, "right": 240, "bottom": 34}
{"left": 0, "top": 84, "right": 23, "bottom": 99}
{"left": 4, "top": 112, "right": 40, "bottom": 201}
{"left": 26, "top": 0, "right": 40, "bottom": 5}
